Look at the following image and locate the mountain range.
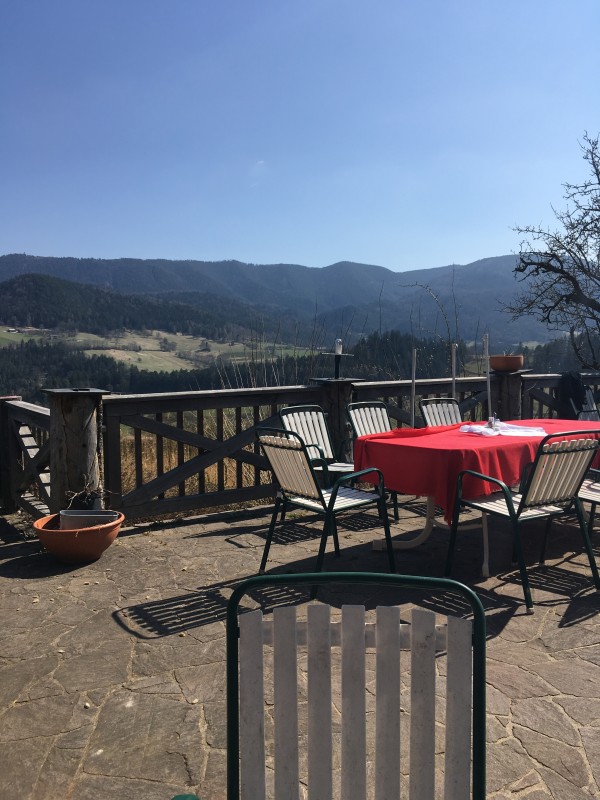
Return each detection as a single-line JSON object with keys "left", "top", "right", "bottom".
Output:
{"left": 0, "top": 253, "right": 546, "bottom": 347}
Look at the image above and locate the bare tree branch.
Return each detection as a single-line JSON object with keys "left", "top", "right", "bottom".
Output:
{"left": 506, "top": 133, "right": 600, "bottom": 369}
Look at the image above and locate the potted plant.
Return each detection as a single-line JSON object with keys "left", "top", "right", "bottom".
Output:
{"left": 32, "top": 510, "right": 125, "bottom": 564}
{"left": 489, "top": 353, "right": 524, "bottom": 372}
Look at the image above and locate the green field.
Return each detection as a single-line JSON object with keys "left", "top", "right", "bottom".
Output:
{"left": 0, "top": 327, "right": 303, "bottom": 373}
{"left": 80, "top": 331, "right": 301, "bottom": 372}
{"left": 0, "top": 329, "right": 42, "bottom": 346}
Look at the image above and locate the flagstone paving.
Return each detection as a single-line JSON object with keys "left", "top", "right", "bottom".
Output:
{"left": 1, "top": 501, "right": 600, "bottom": 799}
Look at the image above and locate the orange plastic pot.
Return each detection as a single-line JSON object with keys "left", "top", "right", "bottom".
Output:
{"left": 32, "top": 512, "right": 125, "bottom": 563}
{"left": 489, "top": 354, "right": 524, "bottom": 373}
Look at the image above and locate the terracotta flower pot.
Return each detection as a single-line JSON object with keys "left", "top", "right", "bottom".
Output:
{"left": 489, "top": 354, "right": 524, "bottom": 373}
{"left": 33, "top": 512, "right": 125, "bottom": 563}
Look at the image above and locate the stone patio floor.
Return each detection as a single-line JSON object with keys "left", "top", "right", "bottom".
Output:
{"left": 1, "top": 498, "right": 600, "bottom": 799}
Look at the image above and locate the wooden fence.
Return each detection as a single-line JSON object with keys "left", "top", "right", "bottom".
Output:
{"left": 1, "top": 372, "right": 599, "bottom": 521}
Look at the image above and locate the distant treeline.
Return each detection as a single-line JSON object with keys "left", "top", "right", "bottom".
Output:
{"left": 0, "top": 340, "right": 227, "bottom": 402}
{"left": 0, "top": 333, "right": 454, "bottom": 403}
{"left": 0, "top": 332, "right": 583, "bottom": 404}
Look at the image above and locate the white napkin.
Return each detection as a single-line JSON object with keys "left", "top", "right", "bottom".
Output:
{"left": 460, "top": 422, "right": 546, "bottom": 437}
{"left": 460, "top": 424, "right": 500, "bottom": 436}
{"left": 494, "top": 422, "right": 546, "bottom": 437}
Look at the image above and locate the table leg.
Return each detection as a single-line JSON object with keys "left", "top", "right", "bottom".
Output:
{"left": 372, "top": 496, "right": 445, "bottom": 550}
{"left": 373, "top": 497, "right": 487, "bottom": 578}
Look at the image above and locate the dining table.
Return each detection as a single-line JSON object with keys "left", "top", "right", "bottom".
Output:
{"left": 354, "top": 417, "right": 600, "bottom": 551}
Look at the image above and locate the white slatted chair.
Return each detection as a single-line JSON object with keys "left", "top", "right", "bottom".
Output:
{"left": 346, "top": 400, "right": 393, "bottom": 438}
{"left": 346, "top": 401, "right": 399, "bottom": 520}
{"left": 226, "top": 572, "right": 487, "bottom": 800}
{"left": 279, "top": 404, "right": 354, "bottom": 480}
{"left": 578, "top": 467, "right": 600, "bottom": 533}
{"left": 256, "top": 428, "right": 396, "bottom": 574}
{"left": 573, "top": 386, "right": 600, "bottom": 421}
{"left": 420, "top": 397, "right": 462, "bottom": 427}
{"left": 446, "top": 431, "right": 600, "bottom": 613}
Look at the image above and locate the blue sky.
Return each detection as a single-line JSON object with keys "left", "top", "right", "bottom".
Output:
{"left": 1, "top": 1, "right": 599, "bottom": 272}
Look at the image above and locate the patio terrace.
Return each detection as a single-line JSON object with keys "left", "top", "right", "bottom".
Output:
{"left": 1, "top": 499, "right": 600, "bottom": 799}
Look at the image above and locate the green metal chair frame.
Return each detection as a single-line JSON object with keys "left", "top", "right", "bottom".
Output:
{"left": 446, "top": 431, "right": 600, "bottom": 613}
{"left": 257, "top": 427, "right": 396, "bottom": 575}
{"left": 346, "top": 400, "right": 399, "bottom": 520}
{"left": 226, "top": 572, "right": 487, "bottom": 800}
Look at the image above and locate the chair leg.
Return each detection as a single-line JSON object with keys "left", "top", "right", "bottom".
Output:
{"left": 391, "top": 490, "right": 399, "bottom": 521}
{"left": 539, "top": 516, "right": 554, "bottom": 564}
{"left": 379, "top": 498, "right": 397, "bottom": 573}
{"left": 481, "top": 512, "right": 490, "bottom": 578}
{"left": 331, "top": 517, "right": 340, "bottom": 556}
{"left": 309, "top": 515, "right": 334, "bottom": 600}
{"left": 315, "top": 515, "right": 332, "bottom": 575}
{"left": 259, "top": 496, "right": 282, "bottom": 573}
{"left": 512, "top": 523, "right": 534, "bottom": 613}
{"left": 575, "top": 500, "right": 600, "bottom": 591}
{"left": 511, "top": 539, "right": 518, "bottom": 566}
{"left": 444, "top": 500, "right": 462, "bottom": 576}
{"left": 589, "top": 502, "right": 597, "bottom": 534}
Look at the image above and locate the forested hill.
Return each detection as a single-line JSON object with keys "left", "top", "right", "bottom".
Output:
{"left": 0, "top": 252, "right": 549, "bottom": 347}
{"left": 0, "top": 274, "right": 306, "bottom": 339}
{"left": 0, "top": 253, "right": 515, "bottom": 309}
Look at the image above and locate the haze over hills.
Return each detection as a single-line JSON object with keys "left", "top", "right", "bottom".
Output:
{"left": 0, "top": 253, "right": 548, "bottom": 347}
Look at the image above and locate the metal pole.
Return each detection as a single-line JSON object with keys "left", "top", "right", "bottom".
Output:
{"left": 334, "top": 339, "right": 342, "bottom": 379}
{"left": 451, "top": 342, "right": 457, "bottom": 400}
{"left": 411, "top": 348, "right": 417, "bottom": 427}
{"left": 484, "top": 335, "right": 492, "bottom": 418}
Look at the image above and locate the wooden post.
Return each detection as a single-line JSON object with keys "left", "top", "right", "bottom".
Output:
{"left": 316, "top": 379, "right": 356, "bottom": 462}
{"left": 45, "top": 389, "right": 106, "bottom": 512}
{"left": 495, "top": 372, "right": 523, "bottom": 420}
{"left": 0, "top": 396, "right": 22, "bottom": 513}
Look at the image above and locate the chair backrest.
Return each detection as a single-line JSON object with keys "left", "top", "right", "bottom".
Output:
{"left": 346, "top": 401, "right": 393, "bottom": 438}
{"left": 280, "top": 404, "right": 335, "bottom": 461}
{"left": 557, "top": 371, "right": 587, "bottom": 418}
{"left": 420, "top": 397, "right": 462, "bottom": 427}
{"left": 520, "top": 433, "right": 600, "bottom": 512}
{"left": 576, "top": 387, "right": 600, "bottom": 421}
{"left": 257, "top": 428, "right": 324, "bottom": 504}
{"left": 227, "top": 573, "right": 487, "bottom": 800}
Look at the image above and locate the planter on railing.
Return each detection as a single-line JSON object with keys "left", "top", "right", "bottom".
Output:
{"left": 489, "top": 354, "right": 524, "bottom": 373}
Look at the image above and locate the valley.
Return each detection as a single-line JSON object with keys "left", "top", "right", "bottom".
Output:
{"left": 0, "top": 255, "right": 578, "bottom": 403}
{"left": 77, "top": 330, "right": 301, "bottom": 372}
{"left": 0, "top": 326, "right": 302, "bottom": 374}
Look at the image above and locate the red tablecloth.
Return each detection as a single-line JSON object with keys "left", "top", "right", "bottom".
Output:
{"left": 354, "top": 419, "right": 600, "bottom": 524}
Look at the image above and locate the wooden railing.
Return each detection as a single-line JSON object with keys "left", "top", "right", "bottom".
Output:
{"left": 2, "top": 372, "right": 599, "bottom": 521}
{"left": 102, "top": 385, "right": 323, "bottom": 520}
{"left": 520, "top": 373, "right": 600, "bottom": 418}
{"left": 0, "top": 398, "right": 50, "bottom": 517}
{"left": 352, "top": 376, "right": 491, "bottom": 426}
